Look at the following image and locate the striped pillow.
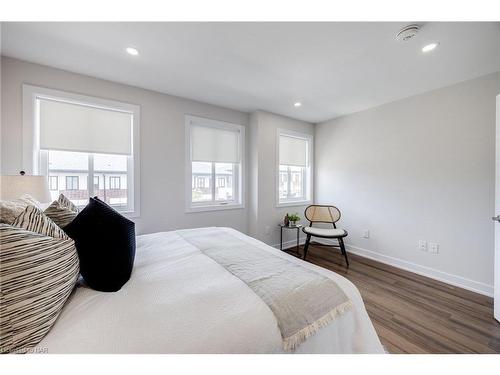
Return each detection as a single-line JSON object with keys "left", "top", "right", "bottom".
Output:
{"left": 44, "top": 194, "right": 79, "bottom": 229}
{"left": 0, "top": 224, "right": 79, "bottom": 353}
{"left": 0, "top": 199, "right": 26, "bottom": 224}
{"left": 12, "top": 205, "right": 68, "bottom": 240}
{"left": 18, "top": 194, "right": 42, "bottom": 209}
{"left": 58, "top": 194, "right": 78, "bottom": 213}
{"left": 0, "top": 194, "right": 41, "bottom": 225}
{"left": 44, "top": 202, "right": 78, "bottom": 229}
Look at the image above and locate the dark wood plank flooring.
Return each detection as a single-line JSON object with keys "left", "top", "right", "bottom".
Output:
{"left": 284, "top": 242, "right": 500, "bottom": 353}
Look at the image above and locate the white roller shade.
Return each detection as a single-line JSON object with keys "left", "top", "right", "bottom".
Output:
{"left": 39, "top": 99, "right": 133, "bottom": 155}
{"left": 279, "top": 134, "right": 308, "bottom": 167}
{"left": 190, "top": 124, "right": 240, "bottom": 163}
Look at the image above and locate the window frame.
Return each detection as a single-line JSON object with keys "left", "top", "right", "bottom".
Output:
{"left": 276, "top": 128, "right": 313, "bottom": 208}
{"left": 185, "top": 115, "right": 245, "bottom": 213}
{"left": 22, "top": 84, "right": 141, "bottom": 217}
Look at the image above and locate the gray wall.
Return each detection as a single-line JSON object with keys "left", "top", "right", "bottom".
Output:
{"left": 1, "top": 57, "right": 249, "bottom": 235}
{"left": 315, "top": 72, "right": 500, "bottom": 292}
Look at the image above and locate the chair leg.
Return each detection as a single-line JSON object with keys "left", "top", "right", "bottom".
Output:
{"left": 303, "top": 235, "right": 311, "bottom": 260}
{"left": 338, "top": 237, "right": 349, "bottom": 267}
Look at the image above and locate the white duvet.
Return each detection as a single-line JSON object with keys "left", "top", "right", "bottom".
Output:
{"left": 39, "top": 227, "right": 384, "bottom": 353}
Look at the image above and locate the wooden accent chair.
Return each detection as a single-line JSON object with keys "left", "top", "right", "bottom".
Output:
{"left": 302, "top": 205, "right": 349, "bottom": 266}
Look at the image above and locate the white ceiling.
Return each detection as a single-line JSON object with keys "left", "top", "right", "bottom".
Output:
{"left": 2, "top": 22, "right": 499, "bottom": 123}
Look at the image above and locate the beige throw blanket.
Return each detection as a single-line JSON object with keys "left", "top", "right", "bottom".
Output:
{"left": 178, "top": 229, "right": 352, "bottom": 351}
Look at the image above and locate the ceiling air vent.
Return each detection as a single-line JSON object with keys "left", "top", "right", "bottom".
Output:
{"left": 395, "top": 24, "right": 420, "bottom": 42}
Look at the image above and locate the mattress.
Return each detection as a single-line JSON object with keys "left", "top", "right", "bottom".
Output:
{"left": 38, "top": 227, "right": 384, "bottom": 353}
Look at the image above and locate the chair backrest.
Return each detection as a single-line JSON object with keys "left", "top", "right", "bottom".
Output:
{"left": 304, "top": 205, "right": 341, "bottom": 224}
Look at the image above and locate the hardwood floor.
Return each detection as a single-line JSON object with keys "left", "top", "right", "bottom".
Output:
{"left": 284, "top": 242, "right": 500, "bottom": 353}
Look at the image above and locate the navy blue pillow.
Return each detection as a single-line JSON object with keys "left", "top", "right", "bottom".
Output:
{"left": 64, "top": 197, "right": 136, "bottom": 292}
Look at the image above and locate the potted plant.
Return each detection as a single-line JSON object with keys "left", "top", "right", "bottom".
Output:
{"left": 287, "top": 213, "right": 300, "bottom": 226}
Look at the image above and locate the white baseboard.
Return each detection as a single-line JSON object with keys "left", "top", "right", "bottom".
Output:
{"left": 274, "top": 238, "right": 494, "bottom": 297}
{"left": 321, "top": 239, "right": 493, "bottom": 297}
{"left": 272, "top": 238, "right": 306, "bottom": 250}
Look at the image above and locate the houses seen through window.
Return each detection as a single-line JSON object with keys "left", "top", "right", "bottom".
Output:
{"left": 109, "top": 176, "right": 121, "bottom": 190}
{"left": 48, "top": 176, "right": 58, "bottom": 191}
{"left": 48, "top": 150, "right": 128, "bottom": 208}
{"left": 191, "top": 162, "right": 235, "bottom": 202}
{"left": 65, "top": 176, "right": 79, "bottom": 191}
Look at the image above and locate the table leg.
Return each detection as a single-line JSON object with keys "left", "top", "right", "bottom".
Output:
{"left": 280, "top": 227, "right": 283, "bottom": 251}
{"left": 296, "top": 228, "right": 300, "bottom": 255}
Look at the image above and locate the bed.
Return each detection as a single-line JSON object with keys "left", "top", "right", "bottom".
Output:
{"left": 39, "top": 227, "right": 384, "bottom": 353}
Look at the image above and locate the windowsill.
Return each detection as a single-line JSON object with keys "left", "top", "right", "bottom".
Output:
{"left": 76, "top": 205, "right": 140, "bottom": 219}
{"left": 122, "top": 210, "right": 141, "bottom": 219}
{"left": 186, "top": 203, "right": 245, "bottom": 213}
{"left": 276, "top": 200, "right": 312, "bottom": 208}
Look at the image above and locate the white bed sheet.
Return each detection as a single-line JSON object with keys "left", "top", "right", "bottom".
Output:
{"left": 39, "top": 227, "right": 384, "bottom": 353}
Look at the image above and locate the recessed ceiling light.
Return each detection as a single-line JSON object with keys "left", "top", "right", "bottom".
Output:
{"left": 294, "top": 102, "right": 302, "bottom": 107}
{"left": 126, "top": 47, "right": 139, "bottom": 56}
{"left": 422, "top": 42, "right": 439, "bottom": 53}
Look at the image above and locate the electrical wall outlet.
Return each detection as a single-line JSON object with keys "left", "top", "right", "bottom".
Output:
{"left": 362, "top": 230, "right": 370, "bottom": 239}
{"left": 429, "top": 242, "right": 439, "bottom": 254}
{"left": 419, "top": 240, "right": 428, "bottom": 251}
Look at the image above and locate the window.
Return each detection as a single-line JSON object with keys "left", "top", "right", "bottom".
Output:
{"left": 65, "top": 176, "right": 79, "bottom": 190}
{"left": 277, "top": 130, "right": 313, "bottom": 206}
{"left": 186, "top": 115, "right": 244, "bottom": 212}
{"left": 48, "top": 176, "right": 58, "bottom": 191}
{"left": 23, "top": 85, "right": 140, "bottom": 216}
{"left": 109, "top": 176, "right": 121, "bottom": 190}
